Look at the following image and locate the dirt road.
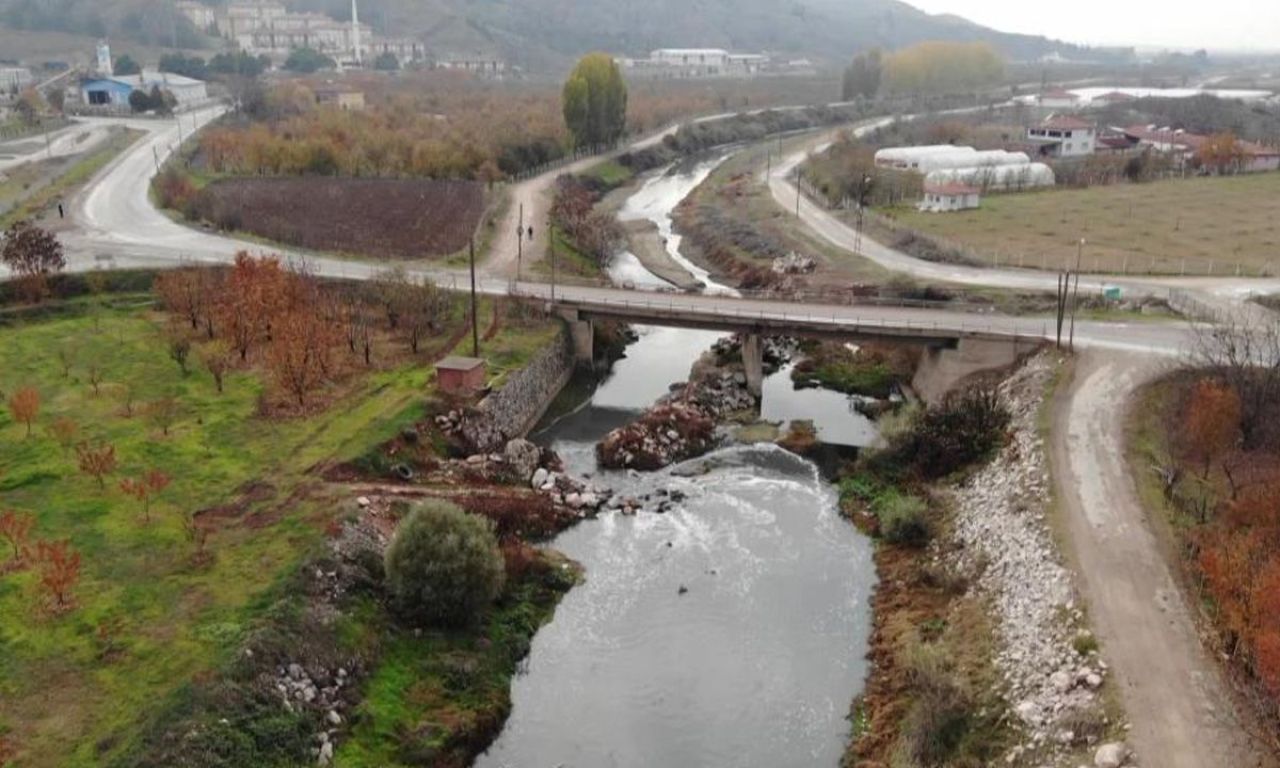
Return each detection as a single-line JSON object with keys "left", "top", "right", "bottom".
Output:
{"left": 1051, "top": 352, "right": 1273, "bottom": 768}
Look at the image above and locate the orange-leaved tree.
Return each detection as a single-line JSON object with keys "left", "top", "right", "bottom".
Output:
{"left": 0, "top": 509, "right": 34, "bottom": 564}
{"left": 120, "top": 469, "right": 171, "bottom": 524}
{"left": 47, "top": 416, "right": 77, "bottom": 455}
{"left": 35, "top": 539, "right": 81, "bottom": 611}
{"left": 7, "top": 386, "right": 39, "bottom": 438}
{"left": 1182, "top": 380, "right": 1242, "bottom": 520}
{"left": 76, "top": 441, "right": 117, "bottom": 490}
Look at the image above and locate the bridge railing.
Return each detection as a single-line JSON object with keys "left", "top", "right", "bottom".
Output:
{"left": 507, "top": 284, "right": 1051, "bottom": 342}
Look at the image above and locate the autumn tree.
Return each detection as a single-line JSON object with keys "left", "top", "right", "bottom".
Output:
{"left": 1196, "top": 133, "right": 1246, "bottom": 175}
{"left": 881, "top": 41, "right": 1004, "bottom": 96}
{"left": 7, "top": 387, "right": 39, "bottom": 437}
{"left": 267, "top": 311, "right": 328, "bottom": 406}
{"left": 35, "top": 539, "right": 81, "bottom": 611}
{"left": 219, "top": 253, "right": 289, "bottom": 361}
{"left": 1, "top": 220, "right": 65, "bottom": 303}
{"left": 562, "top": 53, "right": 627, "bottom": 149}
{"left": 76, "top": 441, "right": 117, "bottom": 489}
{"left": 155, "top": 267, "right": 207, "bottom": 331}
{"left": 120, "top": 469, "right": 171, "bottom": 524}
{"left": 47, "top": 416, "right": 77, "bottom": 455}
{"left": 200, "top": 340, "right": 232, "bottom": 393}
{"left": 0, "top": 510, "right": 34, "bottom": 564}
{"left": 1183, "top": 380, "right": 1242, "bottom": 478}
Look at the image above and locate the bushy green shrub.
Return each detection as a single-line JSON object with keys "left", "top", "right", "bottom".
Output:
{"left": 878, "top": 492, "right": 930, "bottom": 547}
{"left": 384, "top": 501, "right": 505, "bottom": 627}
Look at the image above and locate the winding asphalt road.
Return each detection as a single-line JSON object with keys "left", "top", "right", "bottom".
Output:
{"left": 43, "top": 100, "right": 1280, "bottom": 767}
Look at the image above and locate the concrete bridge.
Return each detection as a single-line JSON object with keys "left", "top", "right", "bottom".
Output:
{"left": 546, "top": 291, "right": 1048, "bottom": 397}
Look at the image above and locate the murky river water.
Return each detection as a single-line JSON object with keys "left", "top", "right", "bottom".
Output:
{"left": 475, "top": 156, "right": 877, "bottom": 768}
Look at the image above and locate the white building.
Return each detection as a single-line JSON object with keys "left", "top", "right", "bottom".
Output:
{"left": 620, "top": 48, "right": 769, "bottom": 78}
{"left": 1026, "top": 115, "right": 1097, "bottom": 158}
{"left": 0, "top": 67, "right": 33, "bottom": 94}
{"left": 1036, "top": 88, "right": 1081, "bottom": 110}
{"left": 920, "top": 182, "right": 981, "bottom": 212}
{"left": 80, "top": 71, "right": 209, "bottom": 110}
{"left": 175, "top": 1, "right": 217, "bottom": 30}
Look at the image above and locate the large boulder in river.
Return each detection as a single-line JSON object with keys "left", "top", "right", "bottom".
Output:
{"left": 504, "top": 438, "right": 541, "bottom": 483}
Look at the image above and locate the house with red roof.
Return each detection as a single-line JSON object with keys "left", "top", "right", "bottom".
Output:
{"left": 920, "top": 182, "right": 981, "bottom": 213}
{"left": 1026, "top": 114, "right": 1097, "bottom": 158}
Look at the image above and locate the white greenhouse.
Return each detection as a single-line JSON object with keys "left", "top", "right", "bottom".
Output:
{"left": 924, "top": 163, "right": 1056, "bottom": 192}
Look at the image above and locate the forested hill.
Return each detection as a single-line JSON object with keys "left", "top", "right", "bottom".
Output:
{"left": 299, "top": 0, "right": 1082, "bottom": 69}
{"left": 0, "top": 0, "right": 1084, "bottom": 71}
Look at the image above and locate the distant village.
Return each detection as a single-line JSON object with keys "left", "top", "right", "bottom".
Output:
{"left": 891, "top": 87, "right": 1280, "bottom": 212}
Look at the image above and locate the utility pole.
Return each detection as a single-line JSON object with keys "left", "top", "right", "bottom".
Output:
{"left": 1068, "top": 238, "right": 1085, "bottom": 352}
{"left": 469, "top": 237, "right": 479, "bottom": 357}
{"left": 794, "top": 166, "right": 802, "bottom": 218}
{"left": 549, "top": 218, "right": 557, "bottom": 302}
{"left": 516, "top": 202, "right": 523, "bottom": 281}
{"left": 152, "top": 145, "right": 161, "bottom": 174}
{"left": 43, "top": 120, "right": 52, "bottom": 160}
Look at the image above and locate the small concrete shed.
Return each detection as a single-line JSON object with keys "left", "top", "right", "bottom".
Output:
{"left": 436, "top": 356, "right": 486, "bottom": 395}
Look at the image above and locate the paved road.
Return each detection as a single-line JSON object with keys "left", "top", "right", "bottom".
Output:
{"left": 0, "top": 121, "right": 114, "bottom": 173}
{"left": 759, "top": 123, "right": 1278, "bottom": 767}
{"left": 768, "top": 129, "right": 1280, "bottom": 305}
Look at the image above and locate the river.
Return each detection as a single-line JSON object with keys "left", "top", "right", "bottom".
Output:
{"left": 476, "top": 155, "right": 877, "bottom": 768}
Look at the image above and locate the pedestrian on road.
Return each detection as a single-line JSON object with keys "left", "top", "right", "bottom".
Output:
{"left": 57, "top": 202, "right": 64, "bottom": 219}
{"left": 528, "top": 226, "right": 534, "bottom": 242}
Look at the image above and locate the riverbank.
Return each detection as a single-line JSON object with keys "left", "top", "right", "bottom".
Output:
{"left": 844, "top": 352, "right": 1132, "bottom": 768}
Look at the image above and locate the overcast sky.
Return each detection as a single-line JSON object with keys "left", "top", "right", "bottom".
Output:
{"left": 906, "top": 0, "right": 1280, "bottom": 51}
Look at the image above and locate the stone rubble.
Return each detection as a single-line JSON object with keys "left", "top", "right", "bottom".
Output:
{"left": 947, "top": 353, "right": 1131, "bottom": 766}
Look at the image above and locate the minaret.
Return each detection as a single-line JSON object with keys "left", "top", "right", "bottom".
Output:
{"left": 351, "top": 0, "right": 362, "bottom": 66}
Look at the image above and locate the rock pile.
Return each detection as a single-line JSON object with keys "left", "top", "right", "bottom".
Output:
{"left": 947, "top": 353, "right": 1126, "bottom": 764}
{"left": 771, "top": 251, "right": 817, "bottom": 275}
{"left": 271, "top": 662, "right": 350, "bottom": 765}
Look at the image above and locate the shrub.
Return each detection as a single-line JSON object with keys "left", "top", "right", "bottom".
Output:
{"left": 878, "top": 492, "right": 931, "bottom": 547}
{"left": 894, "top": 385, "right": 1010, "bottom": 480}
{"left": 384, "top": 501, "right": 505, "bottom": 627}
{"left": 897, "top": 640, "right": 974, "bottom": 766}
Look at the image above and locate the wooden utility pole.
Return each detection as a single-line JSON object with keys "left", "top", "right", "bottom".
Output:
{"left": 794, "top": 167, "right": 802, "bottom": 218}
{"left": 1069, "top": 238, "right": 1085, "bottom": 352}
{"left": 469, "top": 238, "right": 479, "bottom": 357}
{"left": 516, "top": 202, "right": 523, "bottom": 280}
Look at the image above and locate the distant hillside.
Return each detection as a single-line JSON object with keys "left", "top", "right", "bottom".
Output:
{"left": 292, "top": 0, "right": 1085, "bottom": 70}
{"left": 0, "top": 0, "right": 1086, "bottom": 73}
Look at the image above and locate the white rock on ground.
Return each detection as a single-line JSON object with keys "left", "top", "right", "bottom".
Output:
{"left": 946, "top": 353, "right": 1121, "bottom": 762}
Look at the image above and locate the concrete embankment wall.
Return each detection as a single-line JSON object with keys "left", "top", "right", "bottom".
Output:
{"left": 468, "top": 327, "right": 574, "bottom": 450}
{"left": 911, "top": 337, "right": 1045, "bottom": 405}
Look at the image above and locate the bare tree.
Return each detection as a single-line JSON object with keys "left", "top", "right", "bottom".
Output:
{"left": 1194, "top": 309, "right": 1280, "bottom": 450}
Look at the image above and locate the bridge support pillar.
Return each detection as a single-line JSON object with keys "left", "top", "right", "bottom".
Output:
{"left": 567, "top": 318, "right": 595, "bottom": 370}
{"left": 741, "top": 333, "right": 764, "bottom": 398}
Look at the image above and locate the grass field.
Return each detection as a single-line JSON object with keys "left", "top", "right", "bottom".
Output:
{"left": 885, "top": 173, "right": 1280, "bottom": 276}
{"left": 0, "top": 292, "right": 558, "bottom": 767}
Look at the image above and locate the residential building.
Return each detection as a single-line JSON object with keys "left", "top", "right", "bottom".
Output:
{"left": 1036, "top": 88, "right": 1080, "bottom": 110}
{"left": 619, "top": 48, "right": 770, "bottom": 78}
{"left": 435, "top": 55, "right": 506, "bottom": 76}
{"left": 1026, "top": 115, "right": 1097, "bottom": 157}
{"left": 0, "top": 67, "right": 33, "bottom": 94}
{"left": 920, "top": 182, "right": 981, "bottom": 212}
{"left": 175, "top": 1, "right": 217, "bottom": 31}
{"left": 315, "top": 87, "right": 365, "bottom": 110}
